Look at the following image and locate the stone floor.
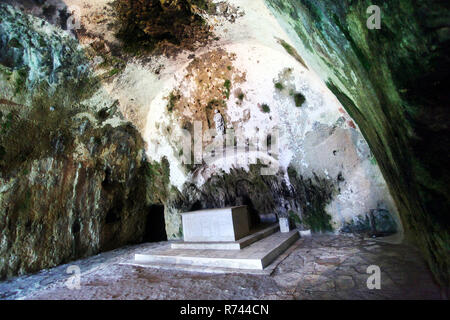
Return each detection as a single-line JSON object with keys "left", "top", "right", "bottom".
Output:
{"left": 135, "top": 228, "right": 299, "bottom": 270}
{"left": 0, "top": 234, "right": 442, "bottom": 300}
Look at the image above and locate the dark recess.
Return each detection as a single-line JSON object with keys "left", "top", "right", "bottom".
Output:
{"left": 241, "top": 195, "right": 261, "bottom": 229}
{"left": 190, "top": 200, "right": 202, "bottom": 211}
{"left": 105, "top": 200, "right": 123, "bottom": 224}
{"left": 143, "top": 205, "right": 167, "bottom": 242}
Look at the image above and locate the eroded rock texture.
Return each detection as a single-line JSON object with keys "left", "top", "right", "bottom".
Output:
{"left": 165, "top": 165, "right": 335, "bottom": 239}
{"left": 265, "top": 0, "right": 450, "bottom": 286}
{"left": 0, "top": 122, "right": 150, "bottom": 279}
{"left": 1, "top": 1, "right": 448, "bottom": 291}
{"left": 0, "top": 4, "right": 152, "bottom": 279}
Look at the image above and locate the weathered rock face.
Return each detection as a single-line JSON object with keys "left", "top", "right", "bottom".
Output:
{"left": 0, "top": 4, "right": 155, "bottom": 279}
{"left": 264, "top": 0, "right": 449, "bottom": 286}
{"left": 6, "top": 2, "right": 400, "bottom": 243}
{"left": 0, "top": 122, "right": 150, "bottom": 279}
{"left": 165, "top": 165, "right": 335, "bottom": 239}
{"left": 115, "top": 0, "right": 207, "bottom": 47}
{"left": 2, "top": 0, "right": 446, "bottom": 289}
{"left": 0, "top": 4, "right": 88, "bottom": 91}
{"left": 136, "top": 1, "right": 400, "bottom": 241}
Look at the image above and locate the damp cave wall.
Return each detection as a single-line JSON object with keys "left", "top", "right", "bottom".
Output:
{"left": 264, "top": 0, "right": 450, "bottom": 286}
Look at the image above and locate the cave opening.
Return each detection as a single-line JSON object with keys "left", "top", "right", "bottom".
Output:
{"left": 143, "top": 205, "right": 167, "bottom": 242}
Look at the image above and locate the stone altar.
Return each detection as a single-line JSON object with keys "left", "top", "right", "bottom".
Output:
{"left": 182, "top": 206, "right": 250, "bottom": 242}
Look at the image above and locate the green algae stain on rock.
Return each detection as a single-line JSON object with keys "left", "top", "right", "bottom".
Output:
{"left": 0, "top": 5, "right": 171, "bottom": 279}
{"left": 265, "top": 0, "right": 450, "bottom": 286}
{"left": 293, "top": 92, "right": 306, "bottom": 107}
{"left": 164, "top": 164, "right": 335, "bottom": 239}
{"left": 276, "top": 38, "right": 308, "bottom": 69}
{"left": 342, "top": 209, "right": 398, "bottom": 237}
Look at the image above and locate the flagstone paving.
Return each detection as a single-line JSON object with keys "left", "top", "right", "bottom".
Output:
{"left": 0, "top": 234, "right": 442, "bottom": 300}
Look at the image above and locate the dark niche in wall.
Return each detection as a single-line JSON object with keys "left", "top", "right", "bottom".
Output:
{"left": 143, "top": 204, "right": 167, "bottom": 242}
{"left": 240, "top": 195, "right": 261, "bottom": 229}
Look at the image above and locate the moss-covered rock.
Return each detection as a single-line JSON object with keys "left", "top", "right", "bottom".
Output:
{"left": 164, "top": 164, "right": 335, "bottom": 239}
{"left": 266, "top": 0, "right": 450, "bottom": 286}
{"left": 0, "top": 4, "right": 164, "bottom": 279}
{"left": 114, "top": 0, "right": 210, "bottom": 51}
{"left": 0, "top": 120, "right": 150, "bottom": 279}
{"left": 341, "top": 209, "right": 397, "bottom": 237}
{"left": 0, "top": 4, "right": 89, "bottom": 93}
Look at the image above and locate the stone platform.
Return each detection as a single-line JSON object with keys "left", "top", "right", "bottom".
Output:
{"left": 133, "top": 206, "right": 300, "bottom": 271}
{"left": 134, "top": 229, "right": 299, "bottom": 270}
{"left": 171, "top": 224, "right": 279, "bottom": 250}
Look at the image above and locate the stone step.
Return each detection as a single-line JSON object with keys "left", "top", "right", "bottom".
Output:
{"left": 170, "top": 224, "right": 279, "bottom": 250}
{"left": 134, "top": 229, "right": 300, "bottom": 270}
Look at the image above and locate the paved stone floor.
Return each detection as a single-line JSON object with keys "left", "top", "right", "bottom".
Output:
{"left": 0, "top": 234, "right": 442, "bottom": 300}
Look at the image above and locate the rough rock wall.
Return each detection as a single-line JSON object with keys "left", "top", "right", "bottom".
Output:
{"left": 0, "top": 3, "right": 88, "bottom": 91}
{"left": 10, "top": 0, "right": 399, "bottom": 240}
{"left": 0, "top": 0, "right": 430, "bottom": 281}
{"left": 0, "top": 5, "right": 153, "bottom": 279}
{"left": 264, "top": 0, "right": 449, "bottom": 286}
{"left": 165, "top": 165, "right": 336, "bottom": 239}
{"left": 137, "top": 0, "right": 399, "bottom": 239}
